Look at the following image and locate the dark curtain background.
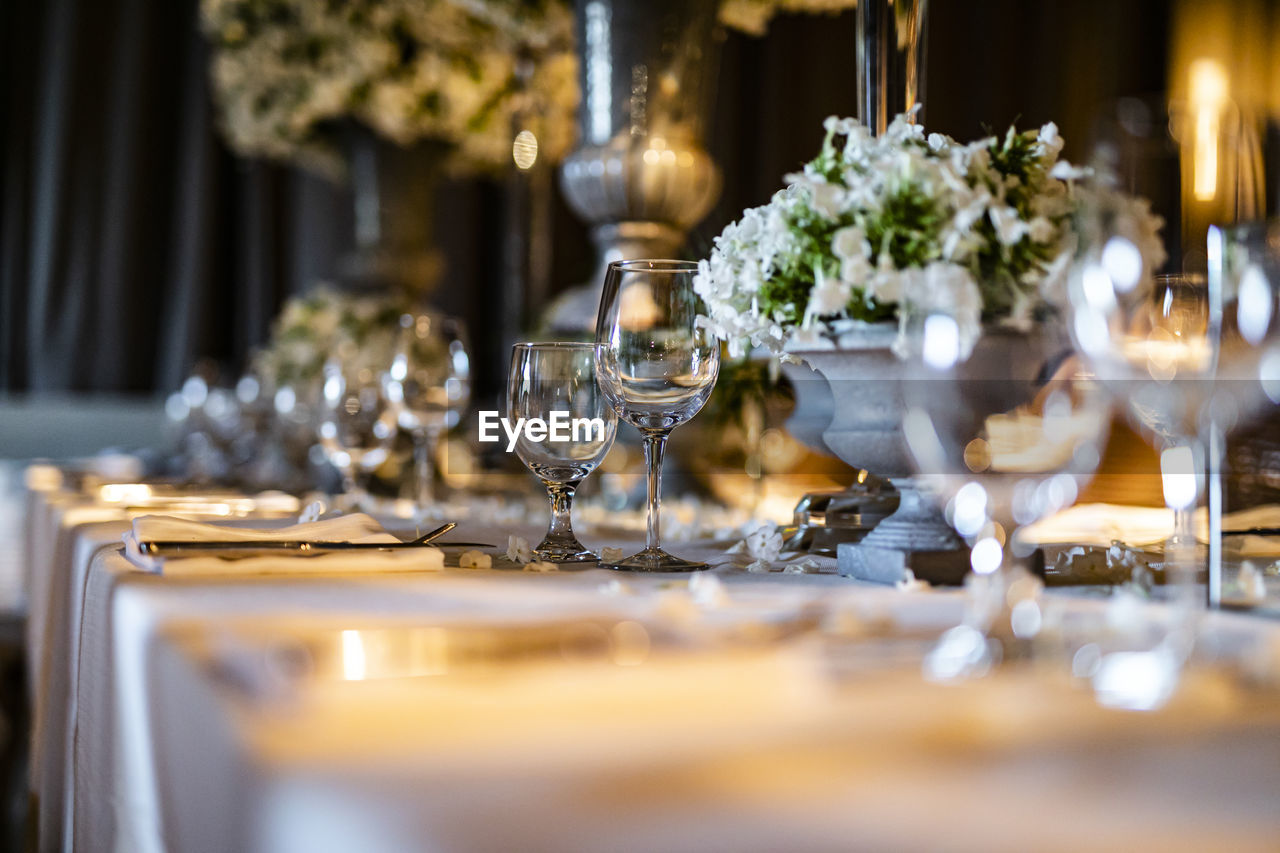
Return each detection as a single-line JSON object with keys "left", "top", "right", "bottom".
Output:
{"left": 1, "top": 0, "right": 1171, "bottom": 396}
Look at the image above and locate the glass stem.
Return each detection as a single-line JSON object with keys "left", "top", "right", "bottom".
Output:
{"left": 544, "top": 481, "right": 578, "bottom": 541}
{"left": 414, "top": 430, "right": 436, "bottom": 509}
{"left": 339, "top": 466, "right": 364, "bottom": 513}
{"left": 1169, "top": 503, "right": 1198, "bottom": 594}
{"left": 642, "top": 431, "right": 669, "bottom": 553}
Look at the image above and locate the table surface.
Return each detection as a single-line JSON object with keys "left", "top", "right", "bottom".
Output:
{"left": 23, "top": 483, "right": 1280, "bottom": 853}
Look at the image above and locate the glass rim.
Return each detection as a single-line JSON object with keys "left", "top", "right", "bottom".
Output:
{"left": 512, "top": 340, "right": 595, "bottom": 351}
{"left": 607, "top": 259, "right": 699, "bottom": 274}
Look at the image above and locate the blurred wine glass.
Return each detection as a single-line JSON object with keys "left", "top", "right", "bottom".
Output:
{"left": 900, "top": 319, "right": 1111, "bottom": 680}
{"left": 508, "top": 342, "right": 618, "bottom": 561}
{"left": 317, "top": 334, "right": 398, "bottom": 511}
{"left": 1095, "top": 89, "right": 1264, "bottom": 276}
{"left": 1066, "top": 236, "right": 1219, "bottom": 708}
{"left": 1207, "top": 219, "right": 1280, "bottom": 608}
{"left": 594, "top": 260, "right": 720, "bottom": 571}
{"left": 381, "top": 313, "right": 471, "bottom": 518}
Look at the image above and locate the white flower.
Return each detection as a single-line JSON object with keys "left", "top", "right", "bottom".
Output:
{"left": 866, "top": 269, "right": 904, "bottom": 305}
{"left": 523, "top": 560, "right": 558, "bottom": 573}
{"left": 458, "top": 550, "right": 492, "bottom": 569}
{"left": 989, "top": 205, "right": 1029, "bottom": 246}
{"left": 831, "top": 225, "right": 867, "bottom": 262}
{"left": 748, "top": 523, "right": 783, "bottom": 562}
{"left": 823, "top": 115, "right": 861, "bottom": 135}
{"left": 1027, "top": 216, "right": 1055, "bottom": 244}
{"left": 1050, "top": 161, "right": 1091, "bottom": 182}
{"left": 805, "top": 267, "right": 853, "bottom": 319}
{"left": 599, "top": 546, "right": 624, "bottom": 563}
{"left": 506, "top": 535, "right": 532, "bottom": 564}
{"left": 1037, "top": 122, "right": 1064, "bottom": 159}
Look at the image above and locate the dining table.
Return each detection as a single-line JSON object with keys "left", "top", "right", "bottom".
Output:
{"left": 21, "top": 470, "right": 1280, "bottom": 853}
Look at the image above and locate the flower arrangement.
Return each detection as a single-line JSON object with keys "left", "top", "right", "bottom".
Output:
{"left": 693, "top": 111, "right": 1166, "bottom": 359}
{"left": 252, "top": 285, "right": 408, "bottom": 392}
{"left": 200, "top": 0, "right": 868, "bottom": 175}
{"left": 200, "top": 0, "right": 578, "bottom": 174}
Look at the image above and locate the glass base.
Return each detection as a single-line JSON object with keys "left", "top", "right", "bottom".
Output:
{"left": 533, "top": 537, "right": 599, "bottom": 563}
{"left": 599, "top": 547, "right": 708, "bottom": 573}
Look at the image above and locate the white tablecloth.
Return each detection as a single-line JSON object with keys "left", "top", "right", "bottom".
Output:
{"left": 26, "top": 485, "right": 1280, "bottom": 852}
{"left": 27, "top": 483, "right": 842, "bottom": 852}
{"left": 146, "top": 619, "right": 1280, "bottom": 853}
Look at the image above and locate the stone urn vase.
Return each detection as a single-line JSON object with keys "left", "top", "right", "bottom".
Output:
{"left": 788, "top": 322, "right": 969, "bottom": 584}
{"left": 546, "top": 0, "right": 723, "bottom": 332}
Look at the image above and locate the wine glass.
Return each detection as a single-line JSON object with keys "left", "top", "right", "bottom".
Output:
{"left": 381, "top": 313, "right": 471, "bottom": 516}
{"left": 1069, "top": 262, "right": 1216, "bottom": 589}
{"left": 594, "top": 260, "right": 720, "bottom": 571}
{"left": 1207, "top": 220, "right": 1280, "bottom": 607}
{"left": 317, "top": 334, "right": 398, "bottom": 510}
{"left": 508, "top": 342, "right": 618, "bottom": 561}
{"left": 1065, "top": 248, "right": 1219, "bottom": 707}
{"left": 899, "top": 317, "right": 1112, "bottom": 679}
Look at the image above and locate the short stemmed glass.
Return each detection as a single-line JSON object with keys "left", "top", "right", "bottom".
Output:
{"left": 381, "top": 313, "right": 471, "bottom": 516}
{"left": 594, "top": 260, "right": 721, "bottom": 571}
{"left": 317, "top": 335, "right": 398, "bottom": 510}
{"left": 508, "top": 343, "right": 618, "bottom": 562}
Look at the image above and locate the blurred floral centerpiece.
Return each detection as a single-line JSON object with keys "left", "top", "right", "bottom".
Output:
{"left": 253, "top": 285, "right": 407, "bottom": 394}
{"left": 694, "top": 111, "right": 1166, "bottom": 359}
{"left": 201, "top": 0, "right": 578, "bottom": 174}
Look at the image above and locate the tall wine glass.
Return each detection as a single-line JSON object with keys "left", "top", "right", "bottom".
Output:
{"left": 317, "top": 335, "right": 398, "bottom": 510}
{"left": 381, "top": 313, "right": 471, "bottom": 517}
{"left": 1066, "top": 245, "right": 1218, "bottom": 708}
{"left": 508, "top": 343, "right": 618, "bottom": 561}
{"left": 899, "top": 318, "right": 1112, "bottom": 679}
{"left": 594, "top": 260, "right": 720, "bottom": 571}
{"left": 1207, "top": 220, "right": 1280, "bottom": 607}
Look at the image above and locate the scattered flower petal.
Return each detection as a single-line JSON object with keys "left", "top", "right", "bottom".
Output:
{"left": 458, "top": 550, "right": 492, "bottom": 569}
{"left": 506, "top": 535, "right": 532, "bottom": 564}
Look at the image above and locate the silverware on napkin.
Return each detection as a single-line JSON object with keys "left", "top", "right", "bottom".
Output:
{"left": 134, "top": 522, "right": 493, "bottom": 558}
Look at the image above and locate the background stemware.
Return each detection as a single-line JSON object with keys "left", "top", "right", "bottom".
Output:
{"left": 594, "top": 260, "right": 720, "bottom": 572}
{"left": 899, "top": 316, "right": 1112, "bottom": 680}
{"left": 317, "top": 334, "right": 398, "bottom": 511}
{"left": 1066, "top": 250, "right": 1218, "bottom": 707}
{"left": 1207, "top": 220, "right": 1280, "bottom": 609}
{"left": 508, "top": 342, "right": 618, "bottom": 562}
{"left": 381, "top": 313, "right": 471, "bottom": 518}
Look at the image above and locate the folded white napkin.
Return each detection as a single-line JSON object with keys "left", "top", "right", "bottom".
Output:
{"left": 122, "top": 513, "right": 444, "bottom": 576}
